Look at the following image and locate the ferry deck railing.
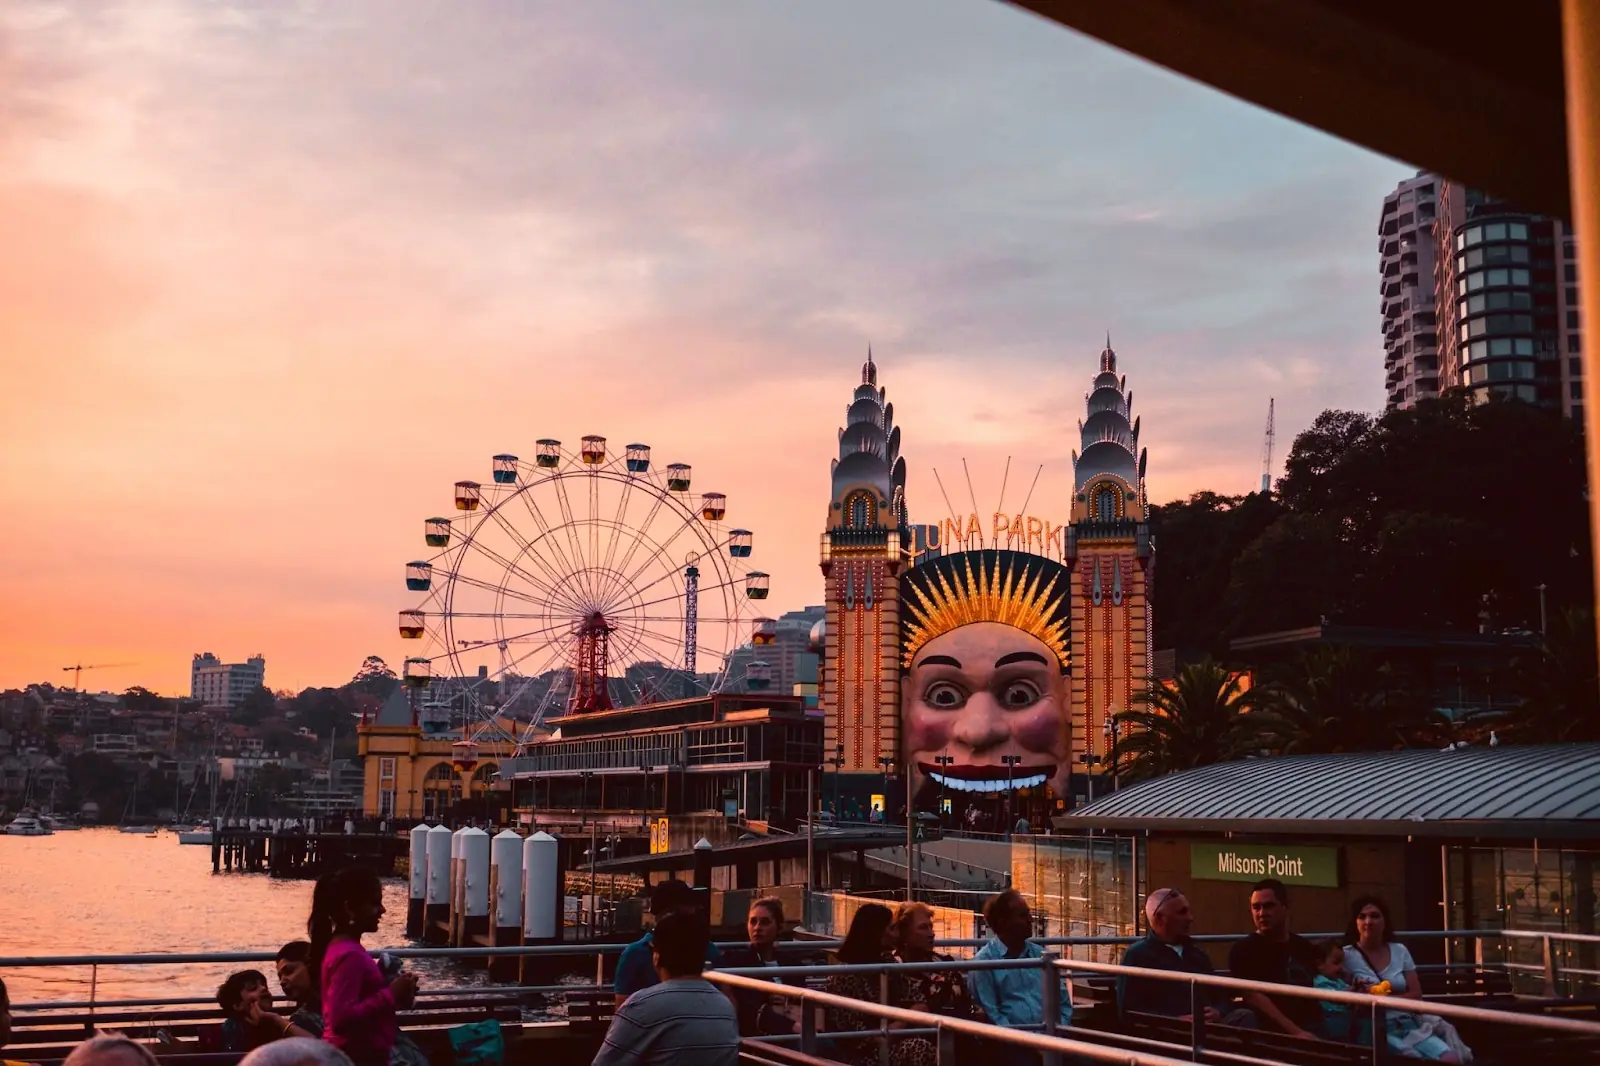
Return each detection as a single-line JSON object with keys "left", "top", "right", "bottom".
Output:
{"left": 708, "top": 953, "right": 1600, "bottom": 1066}
{"left": 4, "top": 929, "right": 1596, "bottom": 1013}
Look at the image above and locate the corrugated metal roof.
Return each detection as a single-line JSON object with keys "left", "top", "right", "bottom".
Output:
{"left": 1068, "top": 744, "right": 1600, "bottom": 839}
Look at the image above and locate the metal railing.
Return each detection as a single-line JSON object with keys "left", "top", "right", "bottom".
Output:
{"left": 8, "top": 930, "right": 1600, "bottom": 1045}
{"left": 708, "top": 968, "right": 1199, "bottom": 1066}
{"left": 707, "top": 947, "right": 1600, "bottom": 1066}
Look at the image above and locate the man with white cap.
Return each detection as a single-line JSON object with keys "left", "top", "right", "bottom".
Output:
{"left": 1117, "top": 888, "right": 1255, "bottom": 1027}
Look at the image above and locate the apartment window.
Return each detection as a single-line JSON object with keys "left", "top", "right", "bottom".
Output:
{"left": 1573, "top": 381, "right": 1584, "bottom": 400}
{"left": 380, "top": 757, "right": 396, "bottom": 783}
{"left": 1572, "top": 335, "right": 1584, "bottom": 354}
{"left": 1466, "top": 225, "right": 1483, "bottom": 245}
{"left": 1566, "top": 265, "right": 1579, "bottom": 282}
{"left": 1510, "top": 244, "right": 1530, "bottom": 263}
{"left": 1456, "top": 232, "right": 1467, "bottom": 251}
{"left": 1483, "top": 223, "right": 1507, "bottom": 241}
{"left": 1488, "top": 338, "right": 1513, "bottom": 357}
{"left": 1572, "top": 358, "right": 1584, "bottom": 376}
{"left": 1510, "top": 222, "right": 1529, "bottom": 240}
{"left": 1570, "top": 311, "right": 1582, "bottom": 329}
{"left": 1568, "top": 288, "right": 1581, "bottom": 305}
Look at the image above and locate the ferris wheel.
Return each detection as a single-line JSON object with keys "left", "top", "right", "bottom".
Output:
{"left": 396, "top": 436, "right": 773, "bottom": 741}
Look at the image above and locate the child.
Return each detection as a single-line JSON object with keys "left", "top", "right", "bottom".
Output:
{"left": 1312, "top": 941, "right": 1371, "bottom": 1045}
{"left": 308, "top": 865, "right": 419, "bottom": 1066}
{"left": 216, "top": 969, "right": 310, "bottom": 1052}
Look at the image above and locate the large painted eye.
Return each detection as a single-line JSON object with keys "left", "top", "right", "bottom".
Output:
{"left": 999, "top": 679, "right": 1041, "bottom": 709}
{"left": 923, "top": 681, "right": 966, "bottom": 710}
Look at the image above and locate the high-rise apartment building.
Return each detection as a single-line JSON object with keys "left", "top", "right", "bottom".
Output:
{"left": 190, "top": 652, "right": 267, "bottom": 708}
{"left": 1380, "top": 173, "right": 1442, "bottom": 409}
{"left": 1436, "top": 180, "right": 1584, "bottom": 420}
{"left": 1381, "top": 172, "right": 1583, "bottom": 418}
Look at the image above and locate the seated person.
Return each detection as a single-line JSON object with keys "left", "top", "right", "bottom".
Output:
{"left": 1227, "top": 879, "right": 1322, "bottom": 1040}
{"left": 1119, "top": 889, "right": 1254, "bottom": 1027}
{"left": 719, "top": 897, "right": 801, "bottom": 1037}
{"left": 1311, "top": 942, "right": 1370, "bottom": 1045}
{"left": 614, "top": 880, "right": 722, "bottom": 1006}
{"left": 217, "top": 970, "right": 315, "bottom": 1052}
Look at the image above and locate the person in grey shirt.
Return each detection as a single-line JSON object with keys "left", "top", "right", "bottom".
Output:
{"left": 593, "top": 911, "right": 740, "bottom": 1066}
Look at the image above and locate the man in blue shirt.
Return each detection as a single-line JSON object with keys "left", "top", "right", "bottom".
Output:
{"left": 614, "top": 880, "right": 722, "bottom": 1005}
{"left": 968, "top": 889, "right": 1072, "bottom": 1050}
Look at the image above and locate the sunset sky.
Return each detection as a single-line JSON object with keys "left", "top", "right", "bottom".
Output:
{"left": 2, "top": 1, "right": 1408, "bottom": 696}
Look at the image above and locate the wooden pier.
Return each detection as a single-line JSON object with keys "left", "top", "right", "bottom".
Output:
{"left": 211, "top": 822, "right": 408, "bottom": 877}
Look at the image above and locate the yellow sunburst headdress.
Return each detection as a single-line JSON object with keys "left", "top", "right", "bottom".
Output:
{"left": 900, "top": 549, "right": 1071, "bottom": 670}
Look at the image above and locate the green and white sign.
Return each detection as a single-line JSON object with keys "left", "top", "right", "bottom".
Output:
{"left": 1190, "top": 843, "right": 1341, "bottom": 888}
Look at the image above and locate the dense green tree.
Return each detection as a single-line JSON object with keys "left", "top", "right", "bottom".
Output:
{"left": 1111, "top": 660, "right": 1270, "bottom": 782}
{"left": 1499, "top": 609, "right": 1600, "bottom": 743}
{"left": 1256, "top": 646, "right": 1446, "bottom": 754}
{"left": 349, "top": 656, "right": 399, "bottom": 700}
{"left": 287, "top": 686, "right": 360, "bottom": 740}
{"left": 121, "top": 686, "right": 168, "bottom": 713}
{"left": 1150, "top": 491, "right": 1283, "bottom": 656}
{"left": 234, "top": 685, "right": 278, "bottom": 726}
{"left": 1155, "top": 396, "right": 1590, "bottom": 645}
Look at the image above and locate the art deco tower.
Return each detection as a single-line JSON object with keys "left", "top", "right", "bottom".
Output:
{"left": 819, "top": 351, "right": 908, "bottom": 786}
{"left": 1066, "top": 339, "right": 1153, "bottom": 781}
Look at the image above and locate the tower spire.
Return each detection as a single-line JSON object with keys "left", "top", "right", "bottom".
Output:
{"left": 862, "top": 343, "right": 877, "bottom": 385}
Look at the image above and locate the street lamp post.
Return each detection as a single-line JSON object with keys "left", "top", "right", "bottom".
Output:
{"left": 1001, "top": 754, "right": 1022, "bottom": 834}
{"left": 830, "top": 744, "right": 845, "bottom": 820}
{"left": 1102, "top": 715, "right": 1122, "bottom": 794}
{"left": 877, "top": 755, "right": 895, "bottom": 823}
{"left": 1078, "top": 754, "right": 1102, "bottom": 804}
{"left": 933, "top": 754, "right": 955, "bottom": 827}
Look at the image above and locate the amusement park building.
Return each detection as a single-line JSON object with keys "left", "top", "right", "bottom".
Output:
{"left": 357, "top": 685, "right": 521, "bottom": 822}
{"left": 507, "top": 692, "right": 822, "bottom": 849}
{"left": 819, "top": 344, "right": 1153, "bottom": 816}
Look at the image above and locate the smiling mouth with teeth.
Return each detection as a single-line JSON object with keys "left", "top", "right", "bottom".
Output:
{"left": 919, "top": 763, "right": 1056, "bottom": 793}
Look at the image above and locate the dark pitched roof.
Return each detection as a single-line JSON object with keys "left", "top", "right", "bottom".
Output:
{"left": 1069, "top": 744, "right": 1600, "bottom": 839}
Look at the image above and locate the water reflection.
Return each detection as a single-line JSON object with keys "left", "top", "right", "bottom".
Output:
{"left": 0, "top": 828, "right": 491, "bottom": 1004}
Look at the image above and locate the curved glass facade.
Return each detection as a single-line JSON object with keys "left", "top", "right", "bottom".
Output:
{"left": 1451, "top": 217, "right": 1552, "bottom": 403}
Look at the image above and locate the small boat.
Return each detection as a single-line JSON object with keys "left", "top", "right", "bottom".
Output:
{"left": 40, "top": 814, "right": 79, "bottom": 832}
{"left": 119, "top": 825, "right": 158, "bottom": 835}
{"left": 177, "top": 826, "right": 213, "bottom": 845}
{"left": 4, "top": 813, "right": 54, "bottom": 836}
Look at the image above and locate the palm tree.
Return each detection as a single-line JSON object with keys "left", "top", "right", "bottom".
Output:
{"left": 1110, "top": 659, "right": 1268, "bottom": 782}
{"left": 1256, "top": 646, "right": 1446, "bottom": 754}
{"left": 1500, "top": 608, "right": 1600, "bottom": 743}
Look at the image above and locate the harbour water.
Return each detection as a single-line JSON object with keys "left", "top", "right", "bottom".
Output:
{"left": 0, "top": 828, "right": 494, "bottom": 1006}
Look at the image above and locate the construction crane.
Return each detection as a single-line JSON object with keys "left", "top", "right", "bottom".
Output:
{"left": 60, "top": 662, "right": 135, "bottom": 692}
{"left": 1260, "top": 398, "right": 1276, "bottom": 493}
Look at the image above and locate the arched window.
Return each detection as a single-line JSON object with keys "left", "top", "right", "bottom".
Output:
{"left": 846, "top": 492, "right": 875, "bottom": 529}
{"left": 421, "top": 762, "right": 461, "bottom": 820}
{"left": 1093, "top": 485, "right": 1119, "bottom": 522}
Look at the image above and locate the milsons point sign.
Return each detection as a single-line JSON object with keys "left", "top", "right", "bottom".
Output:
{"left": 1190, "top": 842, "right": 1342, "bottom": 889}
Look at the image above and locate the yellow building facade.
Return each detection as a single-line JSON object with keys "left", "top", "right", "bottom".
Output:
{"left": 357, "top": 688, "right": 518, "bottom": 821}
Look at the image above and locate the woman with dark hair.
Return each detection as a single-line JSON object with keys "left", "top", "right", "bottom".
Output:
{"left": 276, "top": 942, "right": 324, "bottom": 1037}
{"left": 307, "top": 866, "right": 418, "bottom": 1066}
{"left": 822, "top": 904, "right": 931, "bottom": 1066}
{"left": 1342, "top": 896, "right": 1470, "bottom": 1062}
{"left": 217, "top": 969, "right": 312, "bottom": 1052}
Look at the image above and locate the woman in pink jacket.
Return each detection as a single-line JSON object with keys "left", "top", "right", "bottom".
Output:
{"left": 307, "top": 866, "right": 419, "bottom": 1066}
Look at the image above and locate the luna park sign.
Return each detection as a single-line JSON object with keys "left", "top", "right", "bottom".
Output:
{"left": 908, "top": 513, "right": 1068, "bottom": 564}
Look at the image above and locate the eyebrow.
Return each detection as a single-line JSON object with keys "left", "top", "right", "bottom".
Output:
{"left": 994, "top": 651, "right": 1050, "bottom": 668}
{"left": 917, "top": 654, "right": 962, "bottom": 668}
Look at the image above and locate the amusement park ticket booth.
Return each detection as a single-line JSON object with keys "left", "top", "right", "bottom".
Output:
{"left": 1067, "top": 744, "right": 1600, "bottom": 986}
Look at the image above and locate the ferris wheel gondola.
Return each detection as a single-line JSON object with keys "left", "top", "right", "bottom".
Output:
{"left": 397, "top": 437, "right": 767, "bottom": 744}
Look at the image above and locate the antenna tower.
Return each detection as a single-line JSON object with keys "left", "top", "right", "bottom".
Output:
{"left": 1260, "top": 398, "right": 1276, "bottom": 493}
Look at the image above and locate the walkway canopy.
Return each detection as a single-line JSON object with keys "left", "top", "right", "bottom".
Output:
{"left": 1010, "top": 1, "right": 1570, "bottom": 220}
{"left": 1069, "top": 744, "right": 1600, "bottom": 839}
